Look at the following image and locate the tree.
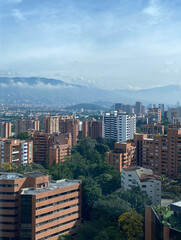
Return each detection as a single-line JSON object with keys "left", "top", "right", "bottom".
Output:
{"left": 58, "top": 234, "right": 73, "bottom": 240}
{"left": 17, "top": 132, "right": 31, "bottom": 140}
{"left": 118, "top": 209, "right": 144, "bottom": 240}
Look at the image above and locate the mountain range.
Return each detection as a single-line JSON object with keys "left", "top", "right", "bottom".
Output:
{"left": 0, "top": 77, "right": 180, "bottom": 106}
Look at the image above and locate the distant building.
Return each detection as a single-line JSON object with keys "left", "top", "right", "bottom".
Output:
{"left": 0, "top": 138, "right": 33, "bottom": 166}
{"left": 103, "top": 111, "right": 136, "bottom": 142}
{"left": 33, "top": 131, "right": 72, "bottom": 167}
{"left": 44, "top": 116, "right": 60, "bottom": 134}
{"left": 147, "top": 108, "right": 161, "bottom": 124}
{"left": 121, "top": 166, "right": 161, "bottom": 205}
{"left": 0, "top": 172, "right": 82, "bottom": 240}
{"left": 158, "top": 104, "right": 164, "bottom": 115}
{"left": 115, "top": 103, "right": 123, "bottom": 111}
{"left": 0, "top": 121, "right": 11, "bottom": 138}
{"left": 49, "top": 143, "right": 71, "bottom": 166}
{"left": 143, "top": 123, "right": 164, "bottom": 135}
{"left": 44, "top": 116, "right": 79, "bottom": 146}
{"left": 82, "top": 118, "right": 103, "bottom": 139}
{"left": 107, "top": 142, "right": 136, "bottom": 172}
{"left": 15, "top": 118, "right": 39, "bottom": 136}
{"left": 167, "top": 107, "right": 181, "bottom": 123}
{"left": 135, "top": 102, "right": 142, "bottom": 114}
{"left": 59, "top": 118, "right": 79, "bottom": 146}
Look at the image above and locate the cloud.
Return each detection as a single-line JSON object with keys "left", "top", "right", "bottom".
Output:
{"left": 142, "top": 0, "right": 161, "bottom": 17}
{"left": 12, "top": 9, "right": 26, "bottom": 21}
{"left": 0, "top": 79, "right": 74, "bottom": 90}
{"left": 8, "top": 0, "right": 22, "bottom": 4}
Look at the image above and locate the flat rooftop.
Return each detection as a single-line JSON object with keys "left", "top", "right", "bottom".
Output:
{"left": 21, "top": 179, "right": 81, "bottom": 195}
{"left": 25, "top": 172, "right": 48, "bottom": 178}
{"left": 0, "top": 172, "right": 25, "bottom": 180}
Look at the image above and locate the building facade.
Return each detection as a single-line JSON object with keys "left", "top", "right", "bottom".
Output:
{"left": 33, "top": 131, "right": 72, "bottom": 167}
{"left": 0, "top": 122, "right": 11, "bottom": 138}
{"left": 121, "top": 166, "right": 161, "bottom": 205}
{"left": 49, "top": 144, "right": 71, "bottom": 166}
{"left": 44, "top": 116, "right": 79, "bottom": 146}
{"left": 143, "top": 123, "right": 164, "bottom": 135}
{"left": 0, "top": 139, "right": 33, "bottom": 166}
{"left": 82, "top": 119, "right": 103, "bottom": 139}
{"left": 147, "top": 108, "right": 161, "bottom": 124}
{"left": 107, "top": 142, "right": 136, "bottom": 172}
{"left": 134, "top": 128, "right": 181, "bottom": 179}
{"left": 103, "top": 111, "right": 136, "bottom": 142}
{"left": 15, "top": 118, "right": 39, "bottom": 136}
{"left": 0, "top": 172, "right": 82, "bottom": 240}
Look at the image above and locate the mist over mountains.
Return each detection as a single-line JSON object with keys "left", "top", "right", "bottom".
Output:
{"left": 0, "top": 77, "right": 180, "bottom": 106}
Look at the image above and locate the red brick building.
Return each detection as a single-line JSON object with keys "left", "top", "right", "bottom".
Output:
{"left": 0, "top": 172, "right": 82, "bottom": 240}
{"left": 0, "top": 139, "right": 33, "bottom": 166}
{"left": 82, "top": 119, "right": 103, "bottom": 139}
{"left": 134, "top": 128, "right": 181, "bottom": 179}
{"left": 32, "top": 131, "right": 72, "bottom": 167}
{"left": 107, "top": 142, "right": 136, "bottom": 172}
{"left": 0, "top": 121, "right": 11, "bottom": 138}
{"left": 143, "top": 123, "right": 164, "bottom": 135}
{"left": 15, "top": 118, "right": 39, "bottom": 136}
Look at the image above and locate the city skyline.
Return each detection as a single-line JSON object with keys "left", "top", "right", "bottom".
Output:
{"left": 1, "top": 0, "right": 181, "bottom": 89}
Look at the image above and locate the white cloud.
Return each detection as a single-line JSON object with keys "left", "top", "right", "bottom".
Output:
{"left": 8, "top": 0, "right": 22, "bottom": 4}
{"left": 0, "top": 79, "right": 74, "bottom": 89}
{"left": 12, "top": 9, "right": 26, "bottom": 21}
{"left": 142, "top": 0, "right": 161, "bottom": 17}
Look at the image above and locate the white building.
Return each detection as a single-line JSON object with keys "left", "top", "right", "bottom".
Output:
{"left": 121, "top": 166, "right": 161, "bottom": 206}
{"left": 103, "top": 111, "right": 136, "bottom": 142}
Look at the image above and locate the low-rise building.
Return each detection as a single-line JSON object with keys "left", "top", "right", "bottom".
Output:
{"left": 121, "top": 166, "right": 161, "bottom": 205}
{"left": 107, "top": 142, "right": 136, "bottom": 172}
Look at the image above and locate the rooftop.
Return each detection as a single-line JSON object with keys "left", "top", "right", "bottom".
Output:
{"left": 21, "top": 179, "right": 81, "bottom": 195}
{"left": 122, "top": 166, "right": 141, "bottom": 171}
{"left": 25, "top": 172, "right": 48, "bottom": 178}
{"left": 0, "top": 172, "right": 25, "bottom": 180}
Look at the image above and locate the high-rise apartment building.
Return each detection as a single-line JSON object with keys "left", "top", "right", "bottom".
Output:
{"left": 82, "top": 119, "right": 103, "bottom": 139}
{"left": 147, "top": 108, "right": 161, "bottom": 124}
{"left": 0, "top": 139, "right": 33, "bottom": 166}
{"left": 44, "top": 116, "right": 79, "bottom": 146}
{"left": 44, "top": 116, "right": 60, "bottom": 134}
{"left": 115, "top": 103, "right": 123, "bottom": 111}
{"left": 103, "top": 111, "right": 136, "bottom": 142}
{"left": 134, "top": 128, "right": 181, "bottom": 179}
{"left": 168, "top": 107, "right": 181, "bottom": 123}
{"left": 0, "top": 121, "right": 11, "bottom": 138}
{"left": 135, "top": 102, "right": 142, "bottom": 114}
{"left": 32, "top": 131, "right": 51, "bottom": 166}
{"left": 59, "top": 119, "right": 79, "bottom": 146}
{"left": 49, "top": 144, "right": 70, "bottom": 166}
{"left": 0, "top": 172, "right": 82, "bottom": 240}
{"left": 33, "top": 131, "right": 72, "bottom": 166}
{"left": 158, "top": 104, "right": 164, "bottom": 115}
{"left": 107, "top": 142, "right": 136, "bottom": 172}
{"left": 15, "top": 118, "right": 39, "bottom": 136}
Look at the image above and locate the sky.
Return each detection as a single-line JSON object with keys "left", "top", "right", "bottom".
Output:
{"left": 1, "top": 0, "right": 181, "bottom": 90}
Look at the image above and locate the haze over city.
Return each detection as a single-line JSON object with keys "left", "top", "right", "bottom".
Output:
{"left": 1, "top": 0, "right": 181, "bottom": 89}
